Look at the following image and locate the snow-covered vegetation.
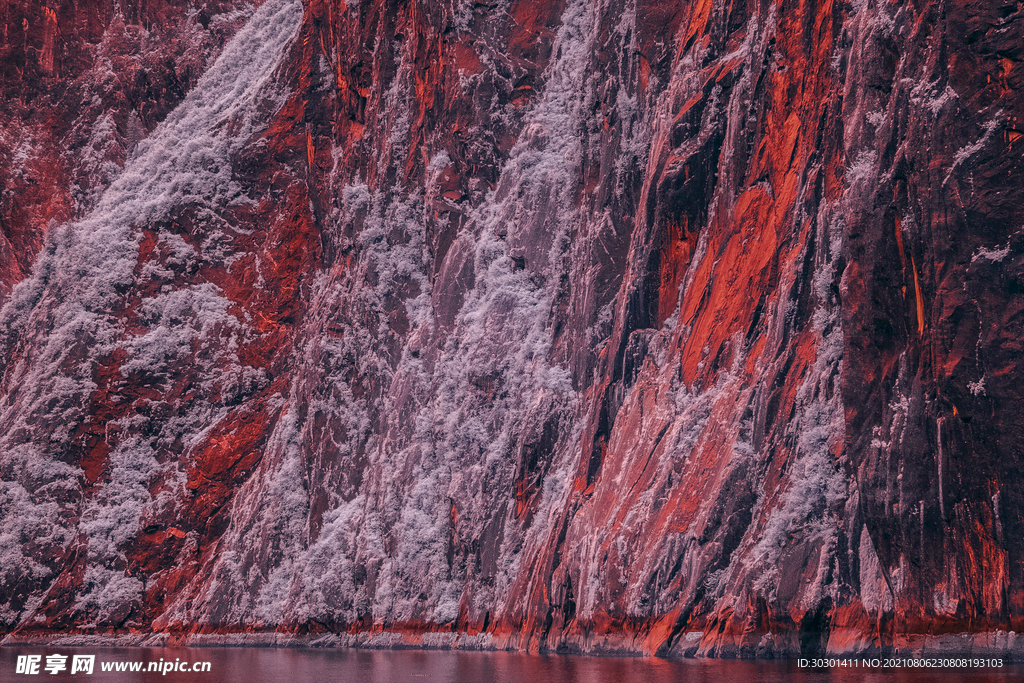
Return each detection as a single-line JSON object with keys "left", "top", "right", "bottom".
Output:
{"left": 0, "top": 0, "right": 301, "bottom": 627}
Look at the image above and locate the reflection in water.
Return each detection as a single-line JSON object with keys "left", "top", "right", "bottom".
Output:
{"left": 1, "top": 647, "right": 1021, "bottom": 683}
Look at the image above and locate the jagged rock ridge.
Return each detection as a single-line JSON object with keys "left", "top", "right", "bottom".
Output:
{"left": 0, "top": 0, "right": 1022, "bottom": 658}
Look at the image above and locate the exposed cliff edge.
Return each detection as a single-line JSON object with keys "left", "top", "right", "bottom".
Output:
{"left": 1, "top": 0, "right": 1022, "bottom": 659}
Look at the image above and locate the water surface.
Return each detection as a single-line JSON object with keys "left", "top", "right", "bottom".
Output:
{"left": 1, "top": 647, "right": 1020, "bottom": 683}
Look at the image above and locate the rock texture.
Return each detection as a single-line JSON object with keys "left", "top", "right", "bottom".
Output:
{"left": 0, "top": 0, "right": 256, "bottom": 296}
{"left": 1, "top": 0, "right": 1023, "bottom": 659}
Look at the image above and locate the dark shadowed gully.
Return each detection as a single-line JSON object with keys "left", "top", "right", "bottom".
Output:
{"left": 0, "top": 0, "right": 1023, "bottom": 660}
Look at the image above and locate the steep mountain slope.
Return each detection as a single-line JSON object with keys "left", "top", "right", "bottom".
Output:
{"left": 1, "top": 0, "right": 1023, "bottom": 658}
{"left": 0, "top": 0, "right": 257, "bottom": 295}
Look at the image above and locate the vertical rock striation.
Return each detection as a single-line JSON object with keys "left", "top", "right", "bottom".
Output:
{"left": 0, "top": 0, "right": 255, "bottom": 295}
{"left": 0, "top": 0, "right": 1022, "bottom": 658}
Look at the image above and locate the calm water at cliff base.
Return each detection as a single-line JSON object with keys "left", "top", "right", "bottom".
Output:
{"left": 2, "top": 648, "right": 1022, "bottom": 683}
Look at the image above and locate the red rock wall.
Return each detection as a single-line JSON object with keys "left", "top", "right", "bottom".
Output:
{"left": 1, "top": 0, "right": 1023, "bottom": 659}
{"left": 0, "top": 0, "right": 255, "bottom": 294}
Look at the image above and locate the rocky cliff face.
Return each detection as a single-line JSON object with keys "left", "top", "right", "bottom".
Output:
{"left": 0, "top": 0, "right": 255, "bottom": 295}
{"left": 1, "top": 0, "right": 1022, "bottom": 658}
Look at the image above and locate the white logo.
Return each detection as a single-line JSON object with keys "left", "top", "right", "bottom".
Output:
{"left": 15, "top": 654, "right": 95, "bottom": 675}
{"left": 43, "top": 655, "right": 67, "bottom": 675}
{"left": 71, "top": 655, "right": 95, "bottom": 675}
{"left": 14, "top": 656, "right": 40, "bottom": 675}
